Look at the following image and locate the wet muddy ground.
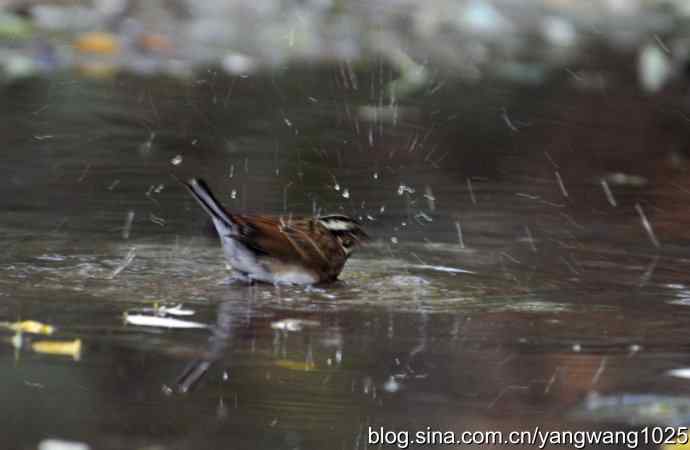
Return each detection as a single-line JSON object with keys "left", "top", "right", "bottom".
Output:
{"left": 3, "top": 47, "right": 690, "bottom": 449}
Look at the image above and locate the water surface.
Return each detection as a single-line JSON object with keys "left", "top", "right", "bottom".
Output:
{"left": 3, "top": 53, "right": 690, "bottom": 449}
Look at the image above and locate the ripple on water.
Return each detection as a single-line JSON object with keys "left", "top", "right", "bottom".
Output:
{"left": 0, "top": 241, "right": 588, "bottom": 315}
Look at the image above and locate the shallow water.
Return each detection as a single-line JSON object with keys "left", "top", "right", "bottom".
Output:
{"left": 4, "top": 53, "right": 690, "bottom": 449}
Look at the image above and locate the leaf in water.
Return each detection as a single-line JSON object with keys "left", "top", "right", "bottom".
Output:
{"left": 124, "top": 313, "right": 207, "bottom": 329}
{"left": 32, "top": 339, "right": 82, "bottom": 361}
{"left": 0, "top": 320, "right": 54, "bottom": 335}
{"left": 667, "top": 368, "right": 690, "bottom": 379}
{"left": 38, "top": 439, "right": 90, "bottom": 450}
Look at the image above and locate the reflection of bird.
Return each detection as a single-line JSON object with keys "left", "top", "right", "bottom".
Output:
{"left": 173, "top": 300, "right": 236, "bottom": 394}
{"left": 185, "top": 178, "right": 368, "bottom": 284}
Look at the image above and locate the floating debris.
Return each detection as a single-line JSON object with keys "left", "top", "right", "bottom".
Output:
{"left": 0, "top": 320, "right": 54, "bottom": 335}
{"left": 270, "top": 319, "right": 320, "bottom": 332}
{"left": 109, "top": 247, "right": 136, "bottom": 279}
{"left": 668, "top": 368, "right": 690, "bottom": 379}
{"left": 170, "top": 154, "right": 183, "bottom": 165}
{"left": 38, "top": 439, "right": 90, "bottom": 450}
{"left": 124, "top": 313, "right": 207, "bottom": 329}
{"left": 32, "top": 339, "right": 82, "bottom": 361}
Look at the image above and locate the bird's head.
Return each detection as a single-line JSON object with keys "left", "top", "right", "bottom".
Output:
{"left": 318, "top": 215, "right": 369, "bottom": 255}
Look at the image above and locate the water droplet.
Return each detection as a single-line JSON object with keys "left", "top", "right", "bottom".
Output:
{"left": 383, "top": 376, "right": 401, "bottom": 393}
{"left": 170, "top": 154, "right": 183, "bottom": 165}
{"left": 342, "top": 189, "right": 350, "bottom": 199}
{"left": 397, "top": 184, "right": 415, "bottom": 195}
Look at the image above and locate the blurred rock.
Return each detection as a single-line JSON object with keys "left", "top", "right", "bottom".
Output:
{"left": 0, "top": 0, "right": 686, "bottom": 83}
{"left": 74, "top": 31, "right": 119, "bottom": 54}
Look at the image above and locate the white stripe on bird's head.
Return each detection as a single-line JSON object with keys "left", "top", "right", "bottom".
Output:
{"left": 319, "top": 215, "right": 358, "bottom": 231}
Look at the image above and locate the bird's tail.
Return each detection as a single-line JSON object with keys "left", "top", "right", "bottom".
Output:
{"left": 185, "top": 178, "right": 236, "bottom": 233}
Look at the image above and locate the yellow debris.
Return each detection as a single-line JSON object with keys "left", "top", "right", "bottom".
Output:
{"left": 32, "top": 339, "right": 82, "bottom": 361}
{"left": 275, "top": 359, "right": 316, "bottom": 371}
{"left": 1, "top": 320, "right": 54, "bottom": 335}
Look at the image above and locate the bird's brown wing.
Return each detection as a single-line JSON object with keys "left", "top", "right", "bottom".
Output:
{"left": 232, "top": 215, "right": 341, "bottom": 267}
